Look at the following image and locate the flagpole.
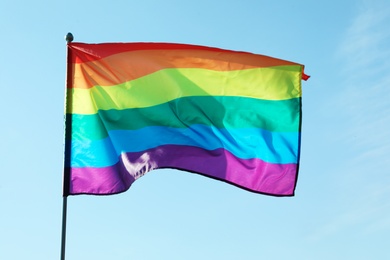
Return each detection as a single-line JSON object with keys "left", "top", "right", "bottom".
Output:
{"left": 60, "top": 196, "right": 68, "bottom": 260}
{"left": 61, "top": 32, "right": 74, "bottom": 260}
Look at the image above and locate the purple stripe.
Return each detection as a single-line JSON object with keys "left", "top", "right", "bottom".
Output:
{"left": 69, "top": 145, "right": 297, "bottom": 196}
{"left": 68, "top": 163, "right": 135, "bottom": 195}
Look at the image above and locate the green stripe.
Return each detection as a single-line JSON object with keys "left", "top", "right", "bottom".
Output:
{"left": 68, "top": 96, "right": 300, "bottom": 141}
{"left": 68, "top": 66, "right": 302, "bottom": 114}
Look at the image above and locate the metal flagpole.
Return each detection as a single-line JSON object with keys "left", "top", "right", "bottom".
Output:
{"left": 61, "top": 32, "right": 74, "bottom": 260}
{"left": 60, "top": 196, "right": 68, "bottom": 260}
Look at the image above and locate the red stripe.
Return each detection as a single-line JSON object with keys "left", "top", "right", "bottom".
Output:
{"left": 69, "top": 42, "right": 244, "bottom": 63}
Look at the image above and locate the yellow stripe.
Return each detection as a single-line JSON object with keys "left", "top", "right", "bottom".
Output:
{"left": 68, "top": 66, "right": 302, "bottom": 115}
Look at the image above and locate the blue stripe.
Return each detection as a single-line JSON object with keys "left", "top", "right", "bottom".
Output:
{"left": 69, "top": 125, "right": 299, "bottom": 167}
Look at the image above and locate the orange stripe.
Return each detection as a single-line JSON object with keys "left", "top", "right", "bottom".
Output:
{"left": 71, "top": 49, "right": 300, "bottom": 89}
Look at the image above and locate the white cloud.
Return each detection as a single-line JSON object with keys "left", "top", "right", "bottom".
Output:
{"left": 339, "top": 2, "right": 390, "bottom": 74}
{"left": 337, "top": 1, "right": 390, "bottom": 151}
{"left": 309, "top": 1, "right": 390, "bottom": 241}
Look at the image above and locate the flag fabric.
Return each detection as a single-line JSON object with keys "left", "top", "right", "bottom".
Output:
{"left": 64, "top": 42, "right": 307, "bottom": 196}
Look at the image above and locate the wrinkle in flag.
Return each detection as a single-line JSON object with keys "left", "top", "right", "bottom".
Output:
{"left": 64, "top": 42, "right": 305, "bottom": 196}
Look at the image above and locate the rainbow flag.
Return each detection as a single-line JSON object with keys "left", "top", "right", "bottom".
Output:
{"left": 64, "top": 42, "right": 307, "bottom": 196}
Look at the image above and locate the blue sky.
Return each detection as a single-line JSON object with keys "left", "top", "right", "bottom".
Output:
{"left": 1, "top": 0, "right": 389, "bottom": 259}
